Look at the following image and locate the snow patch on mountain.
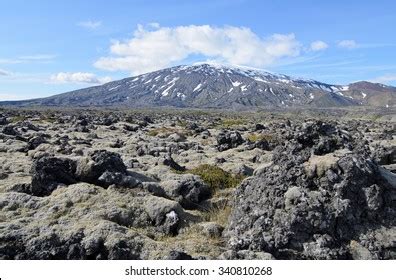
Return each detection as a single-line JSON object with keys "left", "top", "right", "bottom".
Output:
{"left": 193, "top": 83, "right": 202, "bottom": 92}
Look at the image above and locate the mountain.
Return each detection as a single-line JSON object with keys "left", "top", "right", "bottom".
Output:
{"left": 1, "top": 63, "right": 395, "bottom": 109}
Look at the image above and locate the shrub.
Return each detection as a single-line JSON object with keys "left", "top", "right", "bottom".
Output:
{"left": 187, "top": 164, "right": 245, "bottom": 191}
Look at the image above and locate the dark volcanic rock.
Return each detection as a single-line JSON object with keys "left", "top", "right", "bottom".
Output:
{"left": 161, "top": 175, "right": 211, "bottom": 210}
{"left": 254, "top": 123, "right": 265, "bottom": 131}
{"left": 166, "top": 250, "right": 195, "bottom": 260}
{"left": 76, "top": 150, "right": 127, "bottom": 184}
{"left": 226, "top": 122, "right": 396, "bottom": 260}
{"left": 26, "top": 150, "right": 137, "bottom": 194}
{"left": 162, "top": 154, "right": 186, "bottom": 171}
{"left": 373, "top": 146, "right": 396, "bottom": 165}
{"left": 21, "top": 135, "right": 48, "bottom": 152}
{"left": 30, "top": 156, "right": 78, "bottom": 196}
{"left": 0, "top": 116, "right": 8, "bottom": 125}
{"left": 2, "top": 125, "right": 20, "bottom": 136}
{"left": 97, "top": 171, "right": 140, "bottom": 188}
{"left": 216, "top": 131, "right": 244, "bottom": 151}
{"left": 75, "top": 150, "right": 141, "bottom": 188}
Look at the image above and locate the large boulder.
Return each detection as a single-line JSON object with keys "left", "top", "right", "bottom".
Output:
{"left": 76, "top": 150, "right": 132, "bottom": 187}
{"left": 144, "top": 196, "right": 186, "bottom": 235}
{"left": 30, "top": 156, "right": 77, "bottom": 196}
{"left": 226, "top": 122, "right": 396, "bottom": 260}
{"left": 26, "top": 150, "right": 138, "bottom": 196}
{"left": 2, "top": 125, "right": 20, "bottom": 136}
{"left": 160, "top": 174, "right": 211, "bottom": 209}
{"left": 0, "top": 116, "right": 8, "bottom": 125}
{"left": 372, "top": 146, "right": 396, "bottom": 165}
{"left": 20, "top": 135, "right": 49, "bottom": 152}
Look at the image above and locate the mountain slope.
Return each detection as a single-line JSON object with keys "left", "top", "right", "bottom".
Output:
{"left": 338, "top": 81, "right": 396, "bottom": 107}
{"left": 1, "top": 63, "right": 395, "bottom": 109}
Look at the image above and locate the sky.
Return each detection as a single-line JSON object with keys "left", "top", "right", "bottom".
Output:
{"left": 1, "top": 0, "right": 396, "bottom": 101}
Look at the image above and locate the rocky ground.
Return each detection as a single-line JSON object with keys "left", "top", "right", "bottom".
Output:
{"left": 0, "top": 108, "right": 395, "bottom": 259}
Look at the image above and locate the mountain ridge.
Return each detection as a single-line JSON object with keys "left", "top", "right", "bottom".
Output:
{"left": 1, "top": 63, "right": 395, "bottom": 109}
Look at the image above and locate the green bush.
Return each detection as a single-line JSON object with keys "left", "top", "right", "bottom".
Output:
{"left": 187, "top": 164, "right": 245, "bottom": 191}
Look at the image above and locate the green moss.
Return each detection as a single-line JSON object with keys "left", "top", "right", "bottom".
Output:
{"left": 147, "top": 127, "right": 174, "bottom": 137}
{"left": 370, "top": 114, "right": 382, "bottom": 122}
{"left": 246, "top": 133, "right": 275, "bottom": 142}
{"left": 10, "top": 115, "right": 26, "bottom": 123}
{"left": 147, "top": 126, "right": 191, "bottom": 138}
{"left": 186, "top": 164, "right": 245, "bottom": 191}
{"left": 176, "top": 120, "right": 188, "bottom": 128}
{"left": 41, "top": 116, "right": 57, "bottom": 123}
{"left": 216, "top": 118, "right": 248, "bottom": 128}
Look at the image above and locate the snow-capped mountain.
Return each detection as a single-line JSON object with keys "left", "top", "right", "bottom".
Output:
{"left": 1, "top": 63, "right": 395, "bottom": 109}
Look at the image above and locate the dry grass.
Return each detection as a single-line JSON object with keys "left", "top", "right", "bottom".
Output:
{"left": 147, "top": 127, "right": 176, "bottom": 137}
{"left": 153, "top": 223, "right": 226, "bottom": 258}
{"left": 200, "top": 138, "right": 212, "bottom": 146}
{"left": 203, "top": 204, "right": 232, "bottom": 227}
{"left": 150, "top": 203, "right": 232, "bottom": 259}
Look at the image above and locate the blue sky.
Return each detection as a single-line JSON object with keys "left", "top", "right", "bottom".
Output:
{"left": 1, "top": 0, "right": 396, "bottom": 100}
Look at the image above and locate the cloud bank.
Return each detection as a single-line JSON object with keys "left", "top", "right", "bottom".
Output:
{"left": 50, "top": 72, "right": 112, "bottom": 84}
{"left": 94, "top": 24, "right": 302, "bottom": 75}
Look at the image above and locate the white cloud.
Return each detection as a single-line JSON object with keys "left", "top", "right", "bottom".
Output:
{"left": 50, "top": 72, "right": 112, "bottom": 84}
{"left": 0, "top": 58, "right": 23, "bottom": 64}
{"left": 19, "top": 54, "right": 57, "bottom": 60}
{"left": 338, "top": 40, "right": 358, "bottom": 49}
{"left": 0, "top": 93, "right": 31, "bottom": 101}
{"left": 370, "top": 74, "right": 396, "bottom": 84}
{"left": 78, "top": 20, "right": 102, "bottom": 30}
{"left": 94, "top": 24, "right": 302, "bottom": 75}
{"left": 0, "top": 68, "right": 10, "bottom": 76}
{"left": 0, "top": 54, "right": 56, "bottom": 64}
{"left": 310, "top": 40, "right": 328, "bottom": 51}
